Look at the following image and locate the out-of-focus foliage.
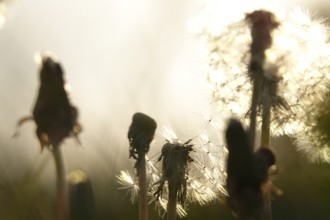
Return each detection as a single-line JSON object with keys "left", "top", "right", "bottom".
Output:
{"left": 1, "top": 136, "right": 330, "bottom": 220}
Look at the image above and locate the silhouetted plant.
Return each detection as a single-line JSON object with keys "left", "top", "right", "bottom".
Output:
{"left": 154, "top": 140, "right": 193, "bottom": 220}
{"left": 225, "top": 118, "right": 275, "bottom": 220}
{"left": 202, "top": 8, "right": 330, "bottom": 161}
{"left": 15, "top": 51, "right": 81, "bottom": 220}
{"left": 118, "top": 124, "right": 228, "bottom": 218}
{"left": 245, "top": 10, "right": 279, "bottom": 148}
{"left": 127, "top": 112, "right": 157, "bottom": 220}
{"left": 198, "top": 4, "right": 330, "bottom": 219}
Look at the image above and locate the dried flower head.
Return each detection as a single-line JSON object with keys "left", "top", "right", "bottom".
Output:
{"left": 128, "top": 113, "right": 157, "bottom": 158}
{"left": 154, "top": 140, "right": 193, "bottom": 206}
{"left": 127, "top": 112, "right": 157, "bottom": 173}
{"left": 33, "top": 52, "right": 81, "bottom": 149}
{"left": 14, "top": 51, "right": 81, "bottom": 150}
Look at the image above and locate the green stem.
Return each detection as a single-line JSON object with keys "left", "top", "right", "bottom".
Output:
{"left": 52, "top": 146, "right": 68, "bottom": 220}
{"left": 137, "top": 150, "right": 148, "bottom": 220}
{"left": 167, "top": 183, "right": 177, "bottom": 220}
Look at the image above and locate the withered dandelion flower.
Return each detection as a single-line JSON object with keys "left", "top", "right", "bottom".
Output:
{"left": 14, "top": 51, "right": 82, "bottom": 150}
{"left": 33, "top": 52, "right": 81, "bottom": 150}
{"left": 127, "top": 112, "right": 157, "bottom": 220}
{"left": 128, "top": 112, "right": 157, "bottom": 172}
{"left": 154, "top": 140, "right": 193, "bottom": 220}
{"left": 15, "top": 51, "right": 82, "bottom": 220}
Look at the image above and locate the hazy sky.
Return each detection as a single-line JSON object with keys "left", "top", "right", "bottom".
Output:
{"left": 0, "top": 0, "right": 210, "bottom": 177}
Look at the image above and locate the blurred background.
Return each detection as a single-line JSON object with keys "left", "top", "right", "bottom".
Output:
{"left": 0, "top": 0, "right": 330, "bottom": 219}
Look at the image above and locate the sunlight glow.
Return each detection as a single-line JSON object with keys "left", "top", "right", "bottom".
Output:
{"left": 67, "top": 170, "right": 88, "bottom": 184}
{"left": 200, "top": 3, "right": 330, "bottom": 162}
{"left": 0, "top": 3, "right": 7, "bottom": 28}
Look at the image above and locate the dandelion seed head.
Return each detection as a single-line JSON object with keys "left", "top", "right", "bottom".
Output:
{"left": 116, "top": 170, "right": 139, "bottom": 203}
{"left": 159, "top": 126, "right": 179, "bottom": 144}
{"left": 293, "top": 86, "right": 330, "bottom": 163}
{"left": 187, "top": 179, "right": 218, "bottom": 205}
{"left": 202, "top": 6, "right": 330, "bottom": 136}
{"left": 294, "top": 128, "right": 330, "bottom": 163}
{"left": 153, "top": 196, "right": 188, "bottom": 218}
{"left": 117, "top": 170, "right": 136, "bottom": 188}
{"left": 145, "top": 156, "right": 161, "bottom": 183}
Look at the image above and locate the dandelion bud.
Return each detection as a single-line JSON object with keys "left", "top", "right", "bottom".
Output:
{"left": 128, "top": 113, "right": 157, "bottom": 158}
{"left": 33, "top": 52, "right": 81, "bottom": 150}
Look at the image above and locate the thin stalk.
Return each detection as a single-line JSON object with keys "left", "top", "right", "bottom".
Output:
{"left": 167, "top": 183, "right": 177, "bottom": 220}
{"left": 261, "top": 105, "right": 272, "bottom": 220}
{"left": 52, "top": 146, "right": 68, "bottom": 220}
{"left": 261, "top": 105, "right": 271, "bottom": 147}
{"left": 137, "top": 149, "right": 148, "bottom": 220}
{"left": 249, "top": 69, "right": 263, "bottom": 150}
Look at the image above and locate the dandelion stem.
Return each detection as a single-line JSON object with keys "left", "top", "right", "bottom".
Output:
{"left": 261, "top": 102, "right": 272, "bottom": 220}
{"left": 137, "top": 148, "right": 148, "bottom": 220}
{"left": 261, "top": 105, "right": 271, "bottom": 147}
{"left": 249, "top": 68, "right": 263, "bottom": 150}
{"left": 52, "top": 146, "right": 68, "bottom": 220}
{"left": 167, "top": 183, "right": 177, "bottom": 220}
